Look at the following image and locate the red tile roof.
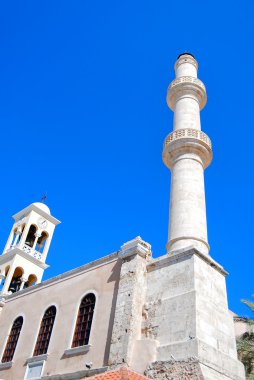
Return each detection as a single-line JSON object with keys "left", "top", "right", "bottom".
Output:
{"left": 88, "top": 367, "right": 149, "bottom": 380}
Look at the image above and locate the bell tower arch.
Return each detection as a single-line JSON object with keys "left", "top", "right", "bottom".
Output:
{"left": 0, "top": 202, "right": 60, "bottom": 295}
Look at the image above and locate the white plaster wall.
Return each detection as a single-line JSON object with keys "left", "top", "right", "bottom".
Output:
{"left": 0, "top": 257, "right": 121, "bottom": 380}
{"left": 233, "top": 317, "right": 254, "bottom": 338}
{"left": 11, "top": 255, "right": 44, "bottom": 284}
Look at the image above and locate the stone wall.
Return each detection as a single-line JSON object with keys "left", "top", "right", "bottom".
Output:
{"left": 108, "top": 237, "right": 151, "bottom": 369}
{"left": 145, "top": 359, "right": 204, "bottom": 380}
{"left": 144, "top": 248, "right": 245, "bottom": 380}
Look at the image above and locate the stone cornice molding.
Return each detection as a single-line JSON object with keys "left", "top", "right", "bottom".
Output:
{"left": 5, "top": 252, "right": 118, "bottom": 301}
{"left": 63, "top": 345, "right": 91, "bottom": 357}
{"left": 26, "top": 353, "right": 48, "bottom": 364}
{"left": 162, "top": 128, "right": 213, "bottom": 169}
{"left": 167, "top": 76, "right": 206, "bottom": 110}
{"left": 0, "top": 248, "right": 49, "bottom": 270}
{"left": 119, "top": 236, "right": 152, "bottom": 260}
{"left": 13, "top": 204, "right": 61, "bottom": 225}
{"left": 0, "top": 361, "right": 13, "bottom": 370}
{"left": 40, "top": 366, "right": 108, "bottom": 380}
{"left": 147, "top": 247, "right": 228, "bottom": 276}
{"left": 166, "top": 235, "right": 210, "bottom": 253}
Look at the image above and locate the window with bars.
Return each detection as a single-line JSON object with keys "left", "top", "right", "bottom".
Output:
{"left": 72, "top": 293, "right": 95, "bottom": 348}
{"left": 33, "top": 306, "right": 56, "bottom": 357}
{"left": 2, "top": 316, "right": 23, "bottom": 363}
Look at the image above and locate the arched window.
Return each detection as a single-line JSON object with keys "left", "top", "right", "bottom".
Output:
{"left": 33, "top": 306, "right": 56, "bottom": 356}
{"left": 1, "top": 316, "right": 23, "bottom": 363}
{"left": 25, "top": 225, "right": 37, "bottom": 248}
{"left": 72, "top": 293, "right": 96, "bottom": 348}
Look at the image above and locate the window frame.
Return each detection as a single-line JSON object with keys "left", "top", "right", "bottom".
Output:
{"left": 24, "top": 360, "right": 45, "bottom": 380}
{"left": 71, "top": 293, "right": 96, "bottom": 348}
{"left": 1, "top": 316, "right": 23, "bottom": 363}
{"left": 33, "top": 305, "right": 56, "bottom": 357}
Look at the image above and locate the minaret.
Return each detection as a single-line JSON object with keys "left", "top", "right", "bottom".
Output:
{"left": 163, "top": 53, "right": 212, "bottom": 255}
{"left": 0, "top": 202, "right": 60, "bottom": 295}
{"left": 156, "top": 54, "right": 245, "bottom": 379}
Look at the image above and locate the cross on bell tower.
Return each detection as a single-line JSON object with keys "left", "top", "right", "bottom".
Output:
{"left": 41, "top": 193, "right": 47, "bottom": 203}
{"left": 0, "top": 202, "right": 60, "bottom": 295}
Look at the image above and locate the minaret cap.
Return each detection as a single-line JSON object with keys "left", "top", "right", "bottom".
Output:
{"left": 174, "top": 52, "right": 198, "bottom": 72}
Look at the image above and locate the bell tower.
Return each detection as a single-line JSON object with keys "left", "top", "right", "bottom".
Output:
{"left": 0, "top": 202, "right": 60, "bottom": 295}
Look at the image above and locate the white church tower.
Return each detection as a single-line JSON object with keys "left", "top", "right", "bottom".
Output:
{"left": 0, "top": 202, "right": 60, "bottom": 295}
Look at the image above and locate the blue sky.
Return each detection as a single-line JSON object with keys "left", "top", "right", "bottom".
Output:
{"left": 0, "top": 1, "right": 253, "bottom": 316}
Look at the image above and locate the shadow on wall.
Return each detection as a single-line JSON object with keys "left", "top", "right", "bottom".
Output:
{"left": 103, "top": 258, "right": 122, "bottom": 366}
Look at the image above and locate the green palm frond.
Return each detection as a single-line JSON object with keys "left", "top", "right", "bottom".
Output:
{"left": 241, "top": 298, "right": 254, "bottom": 314}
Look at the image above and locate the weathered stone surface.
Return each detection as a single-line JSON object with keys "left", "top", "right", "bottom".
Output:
{"left": 145, "top": 359, "right": 204, "bottom": 380}
{"left": 109, "top": 238, "right": 149, "bottom": 367}
{"left": 145, "top": 248, "right": 245, "bottom": 379}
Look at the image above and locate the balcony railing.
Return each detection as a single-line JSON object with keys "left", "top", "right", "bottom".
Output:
{"left": 22, "top": 244, "right": 42, "bottom": 261}
{"left": 6, "top": 244, "right": 43, "bottom": 261}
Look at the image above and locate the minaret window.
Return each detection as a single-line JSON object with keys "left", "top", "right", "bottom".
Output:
{"left": 33, "top": 306, "right": 56, "bottom": 356}
{"left": 35, "top": 232, "right": 48, "bottom": 253}
{"left": 72, "top": 293, "right": 95, "bottom": 347}
{"left": 1, "top": 316, "right": 23, "bottom": 363}
{"left": 8, "top": 267, "right": 24, "bottom": 294}
{"left": 25, "top": 225, "right": 37, "bottom": 248}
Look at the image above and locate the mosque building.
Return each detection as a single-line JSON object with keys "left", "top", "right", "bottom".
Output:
{"left": 0, "top": 54, "right": 245, "bottom": 380}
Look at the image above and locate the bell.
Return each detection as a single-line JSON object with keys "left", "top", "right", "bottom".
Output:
{"left": 25, "top": 239, "right": 33, "bottom": 247}
{"left": 8, "top": 285, "right": 16, "bottom": 293}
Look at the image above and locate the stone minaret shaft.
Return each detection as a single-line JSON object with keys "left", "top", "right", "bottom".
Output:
{"left": 163, "top": 54, "right": 212, "bottom": 255}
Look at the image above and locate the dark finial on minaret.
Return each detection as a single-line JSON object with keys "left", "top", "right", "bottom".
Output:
{"left": 177, "top": 52, "right": 195, "bottom": 59}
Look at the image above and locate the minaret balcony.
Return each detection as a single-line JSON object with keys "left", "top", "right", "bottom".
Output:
{"left": 164, "top": 128, "right": 212, "bottom": 148}
{"left": 163, "top": 128, "right": 212, "bottom": 169}
{"left": 167, "top": 76, "right": 207, "bottom": 110}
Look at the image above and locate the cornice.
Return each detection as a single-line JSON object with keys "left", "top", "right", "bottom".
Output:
{"left": 0, "top": 248, "right": 49, "bottom": 269}
{"left": 13, "top": 204, "right": 60, "bottom": 225}
{"left": 5, "top": 251, "right": 119, "bottom": 301}
{"left": 147, "top": 247, "right": 228, "bottom": 276}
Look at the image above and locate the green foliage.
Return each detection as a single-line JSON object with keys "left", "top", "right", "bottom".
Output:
{"left": 237, "top": 296, "right": 254, "bottom": 379}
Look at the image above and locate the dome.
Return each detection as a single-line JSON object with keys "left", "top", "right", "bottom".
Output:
{"left": 32, "top": 202, "right": 51, "bottom": 215}
{"left": 177, "top": 52, "right": 195, "bottom": 59}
